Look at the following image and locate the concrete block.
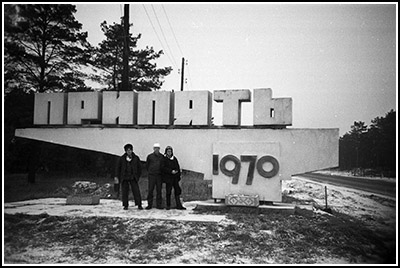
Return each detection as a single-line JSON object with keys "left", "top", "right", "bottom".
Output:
{"left": 225, "top": 194, "right": 260, "bottom": 207}
{"left": 253, "top": 88, "right": 292, "bottom": 126}
{"left": 33, "top": 93, "right": 67, "bottom": 125}
{"left": 213, "top": 141, "right": 282, "bottom": 202}
{"left": 137, "top": 91, "right": 173, "bottom": 125}
{"left": 66, "top": 195, "right": 100, "bottom": 205}
{"left": 193, "top": 199, "right": 295, "bottom": 214}
{"left": 174, "top": 90, "right": 212, "bottom": 126}
{"left": 102, "top": 91, "right": 137, "bottom": 125}
{"left": 214, "top": 89, "right": 251, "bottom": 126}
{"left": 229, "top": 206, "right": 260, "bottom": 214}
{"left": 67, "top": 92, "right": 102, "bottom": 124}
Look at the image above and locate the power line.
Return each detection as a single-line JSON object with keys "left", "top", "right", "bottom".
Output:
{"left": 150, "top": 5, "right": 178, "bottom": 68}
{"left": 142, "top": 4, "right": 177, "bottom": 69}
{"left": 186, "top": 61, "right": 193, "bottom": 88}
{"left": 161, "top": 5, "right": 192, "bottom": 88}
{"left": 145, "top": 5, "right": 194, "bottom": 89}
{"left": 161, "top": 5, "right": 194, "bottom": 89}
{"left": 161, "top": 5, "right": 184, "bottom": 57}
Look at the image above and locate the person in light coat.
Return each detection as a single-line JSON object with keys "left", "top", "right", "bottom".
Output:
{"left": 145, "top": 143, "right": 164, "bottom": 209}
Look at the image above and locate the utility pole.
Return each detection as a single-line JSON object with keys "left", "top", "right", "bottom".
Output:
{"left": 180, "top": 57, "right": 185, "bottom": 91}
{"left": 121, "top": 4, "right": 130, "bottom": 93}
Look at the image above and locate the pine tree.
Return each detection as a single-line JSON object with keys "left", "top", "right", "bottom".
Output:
{"left": 4, "top": 4, "right": 91, "bottom": 93}
{"left": 339, "top": 110, "right": 396, "bottom": 176}
{"left": 90, "top": 21, "right": 172, "bottom": 91}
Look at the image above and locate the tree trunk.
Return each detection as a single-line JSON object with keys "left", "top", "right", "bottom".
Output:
{"left": 39, "top": 22, "right": 47, "bottom": 92}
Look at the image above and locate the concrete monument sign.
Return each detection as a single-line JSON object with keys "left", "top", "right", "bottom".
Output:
{"left": 213, "top": 142, "right": 282, "bottom": 201}
{"left": 16, "top": 88, "right": 338, "bottom": 202}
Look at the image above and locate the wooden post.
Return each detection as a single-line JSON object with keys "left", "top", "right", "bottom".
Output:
{"left": 324, "top": 186, "right": 328, "bottom": 209}
{"left": 180, "top": 57, "right": 185, "bottom": 91}
{"left": 121, "top": 4, "right": 130, "bottom": 92}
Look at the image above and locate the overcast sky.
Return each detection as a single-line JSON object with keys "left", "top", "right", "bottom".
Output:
{"left": 74, "top": 3, "right": 397, "bottom": 135}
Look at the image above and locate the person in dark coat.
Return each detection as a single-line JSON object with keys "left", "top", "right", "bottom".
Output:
{"left": 161, "top": 146, "right": 186, "bottom": 210}
{"left": 145, "top": 143, "right": 164, "bottom": 209}
{"left": 115, "top": 144, "right": 143, "bottom": 210}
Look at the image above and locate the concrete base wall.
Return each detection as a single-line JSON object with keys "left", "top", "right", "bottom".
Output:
{"left": 15, "top": 127, "right": 338, "bottom": 176}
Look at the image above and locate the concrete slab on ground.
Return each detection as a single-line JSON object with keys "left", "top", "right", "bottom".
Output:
{"left": 194, "top": 199, "right": 299, "bottom": 214}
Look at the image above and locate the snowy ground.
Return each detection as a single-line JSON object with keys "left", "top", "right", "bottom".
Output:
{"left": 3, "top": 172, "right": 397, "bottom": 264}
{"left": 4, "top": 199, "right": 228, "bottom": 223}
{"left": 283, "top": 175, "right": 397, "bottom": 234}
{"left": 4, "top": 173, "right": 396, "bottom": 233}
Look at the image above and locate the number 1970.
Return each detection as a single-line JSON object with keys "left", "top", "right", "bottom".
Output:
{"left": 213, "top": 154, "right": 280, "bottom": 185}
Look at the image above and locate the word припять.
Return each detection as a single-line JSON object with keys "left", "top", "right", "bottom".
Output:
{"left": 33, "top": 88, "right": 292, "bottom": 127}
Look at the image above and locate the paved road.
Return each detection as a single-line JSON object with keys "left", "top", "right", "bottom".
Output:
{"left": 296, "top": 173, "right": 397, "bottom": 198}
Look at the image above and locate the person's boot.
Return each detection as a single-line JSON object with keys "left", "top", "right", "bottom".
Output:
{"left": 156, "top": 196, "right": 163, "bottom": 209}
{"left": 146, "top": 200, "right": 152, "bottom": 210}
{"left": 175, "top": 195, "right": 186, "bottom": 210}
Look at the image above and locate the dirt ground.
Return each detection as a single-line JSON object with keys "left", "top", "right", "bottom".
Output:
{"left": 3, "top": 176, "right": 397, "bottom": 264}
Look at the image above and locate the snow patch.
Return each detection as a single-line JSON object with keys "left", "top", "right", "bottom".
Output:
{"left": 4, "top": 198, "right": 227, "bottom": 223}
{"left": 283, "top": 176, "right": 396, "bottom": 233}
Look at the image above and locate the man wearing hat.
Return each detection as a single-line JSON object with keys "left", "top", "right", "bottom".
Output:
{"left": 145, "top": 143, "right": 164, "bottom": 209}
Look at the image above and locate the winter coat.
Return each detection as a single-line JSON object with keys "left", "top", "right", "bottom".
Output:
{"left": 161, "top": 155, "right": 181, "bottom": 184}
{"left": 146, "top": 152, "right": 164, "bottom": 175}
{"left": 115, "top": 153, "right": 142, "bottom": 182}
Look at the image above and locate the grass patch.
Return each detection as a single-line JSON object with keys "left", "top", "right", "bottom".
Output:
{"left": 3, "top": 211, "right": 396, "bottom": 264}
{"left": 134, "top": 229, "right": 168, "bottom": 250}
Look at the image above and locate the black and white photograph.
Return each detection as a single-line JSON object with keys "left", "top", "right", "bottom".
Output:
{"left": 3, "top": 2, "right": 397, "bottom": 265}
